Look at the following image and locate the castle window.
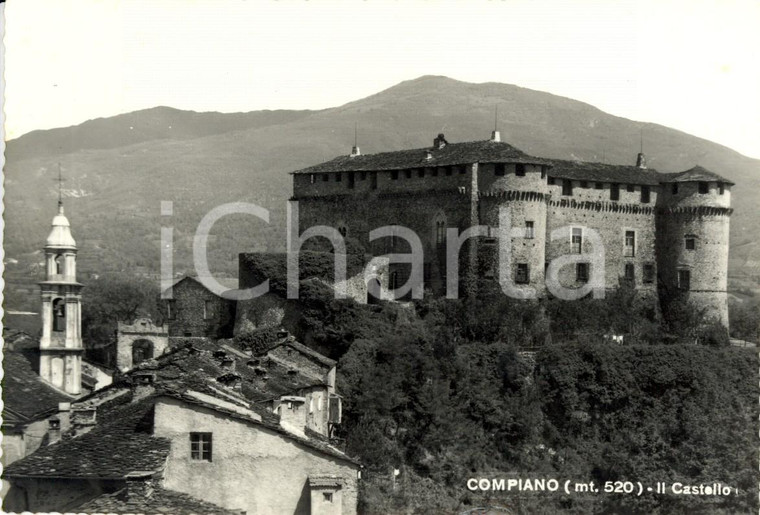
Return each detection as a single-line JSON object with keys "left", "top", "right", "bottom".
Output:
{"left": 525, "top": 221, "right": 535, "bottom": 239}
{"left": 672, "top": 183, "right": 679, "bottom": 194}
{"left": 595, "top": 182, "right": 603, "bottom": 190}
{"left": 685, "top": 236, "right": 696, "bottom": 250}
{"left": 335, "top": 173, "right": 342, "bottom": 182}
{"left": 678, "top": 269, "right": 691, "bottom": 290}
{"left": 626, "top": 184, "right": 635, "bottom": 193}
{"left": 203, "top": 300, "right": 214, "bottom": 320}
{"left": 580, "top": 180, "right": 588, "bottom": 188}
{"left": 310, "top": 174, "right": 316, "bottom": 184}
{"left": 610, "top": 183, "right": 620, "bottom": 201}
{"left": 571, "top": 228, "right": 582, "bottom": 253}
{"left": 576, "top": 263, "right": 589, "bottom": 283}
{"left": 167, "top": 300, "right": 177, "bottom": 320}
{"left": 624, "top": 263, "right": 635, "bottom": 282}
{"left": 431, "top": 168, "right": 439, "bottom": 177}
{"left": 548, "top": 177, "right": 556, "bottom": 185}
{"left": 405, "top": 169, "right": 412, "bottom": 179}
{"left": 190, "top": 432, "right": 212, "bottom": 461}
{"left": 445, "top": 166, "right": 453, "bottom": 176}
{"left": 540, "top": 166, "right": 546, "bottom": 179}
{"left": 423, "top": 263, "right": 432, "bottom": 285}
{"left": 436, "top": 221, "right": 446, "bottom": 246}
{"left": 418, "top": 168, "right": 426, "bottom": 178}
{"left": 338, "top": 225, "right": 348, "bottom": 238}
{"left": 459, "top": 166, "right": 467, "bottom": 175}
{"left": 562, "top": 179, "right": 573, "bottom": 196}
{"left": 624, "top": 230, "right": 636, "bottom": 257}
{"left": 495, "top": 164, "right": 506, "bottom": 176}
{"left": 360, "top": 171, "right": 367, "bottom": 180}
{"left": 719, "top": 182, "right": 725, "bottom": 195}
{"left": 515, "top": 263, "right": 530, "bottom": 284}
{"left": 391, "top": 170, "right": 399, "bottom": 180}
{"left": 52, "top": 298, "right": 66, "bottom": 332}
{"left": 516, "top": 164, "right": 526, "bottom": 176}
{"left": 641, "top": 186, "right": 651, "bottom": 204}
{"left": 322, "top": 173, "right": 329, "bottom": 182}
{"left": 371, "top": 172, "right": 378, "bottom": 190}
{"left": 643, "top": 263, "right": 655, "bottom": 284}
{"left": 698, "top": 181, "right": 708, "bottom": 194}
{"left": 348, "top": 172, "right": 355, "bottom": 189}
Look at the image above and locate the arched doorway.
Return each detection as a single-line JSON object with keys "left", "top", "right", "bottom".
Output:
{"left": 132, "top": 339, "right": 154, "bottom": 365}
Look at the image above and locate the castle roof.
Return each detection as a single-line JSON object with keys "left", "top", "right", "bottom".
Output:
{"left": 292, "top": 139, "right": 550, "bottom": 174}
{"left": 660, "top": 165, "right": 735, "bottom": 185}
{"left": 547, "top": 159, "right": 663, "bottom": 186}
{"left": 45, "top": 203, "right": 77, "bottom": 249}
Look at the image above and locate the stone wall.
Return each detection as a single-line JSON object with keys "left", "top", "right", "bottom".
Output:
{"left": 166, "top": 278, "right": 236, "bottom": 338}
{"left": 154, "top": 397, "right": 359, "bottom": 515}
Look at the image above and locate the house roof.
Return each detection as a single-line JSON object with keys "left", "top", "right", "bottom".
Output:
{"left": 547, "top": 159, "right": 664, "bottom": 186}
{"left": 2, "top": 400, "right": 171, "bottom": 479}
{"left": 78, "top": 485, "right": 239, "bottom": 515}
{"left": 292, "top": 139, "right": 549, "bottom": 175}
{"left": 1, "top": 329, "right": 75, "bottom": 426}
{"left": 162, "top": 275, "right": 238, "bottom": 298}
{"left": 660, "top": 165, "right": 735, "bottom": 185}
{"left": 265, "top": 338, "right": 337, "bottom": 368}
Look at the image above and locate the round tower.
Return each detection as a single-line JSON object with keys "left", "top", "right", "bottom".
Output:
{"left": 656, "top": 166, "right": 732, "bottom": 330}
{"left": 478, "top": 151, "right": 550, "bottom": 296}
{"left": 39, "top": 201, "right": 84, "bottom": 395}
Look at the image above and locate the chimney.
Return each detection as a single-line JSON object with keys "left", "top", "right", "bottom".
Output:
{"left": 276, "top": 395, "right": 307, "bottom": 435}
{"left": 132, "top": 372, "right": 156, "bottom": 401}
{"left": 425, "top": 150, "right": 433, "bottom": 161}
{"left": 124, "top": 472, "right": 155, "bottom": 501}
{"left": 216, "top": 372, "right": 242, "bottom": 392}
{"left": 491, "top": 130, "right": 501, "bottom": 142}
{"left": 48, "top": 416, "right": 62, "bottom": 445}
{"left": 433, "top": 133, "right": 447, "bottom": 149}
{"left": 57, "top": 402, "right": 72, "bottom": 432}
{"left": 636, "top": 152, "right": 647, "bottom": 169}
{"left": 350, "top": 146, "right": 361, "bottom": 157}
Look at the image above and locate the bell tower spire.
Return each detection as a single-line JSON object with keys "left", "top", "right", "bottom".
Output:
{"left": 39, "top": 171, "right": 84, "bottom": 395}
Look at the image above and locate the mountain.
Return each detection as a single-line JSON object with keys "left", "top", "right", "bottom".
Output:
{"left": 3, "top": 75, "right": 760, "bottom": 309}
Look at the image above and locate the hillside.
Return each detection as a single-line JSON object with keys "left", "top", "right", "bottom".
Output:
{"left": 3, "top": 76, "right": 760, "bottom": 310}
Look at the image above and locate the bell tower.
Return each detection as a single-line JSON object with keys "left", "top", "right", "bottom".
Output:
{"left": 39, "top": 199, "right": 83, "bottom": 395}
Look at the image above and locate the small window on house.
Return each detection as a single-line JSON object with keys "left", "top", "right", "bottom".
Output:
{"left": 643, "top": 263, "right": 655, "bottom": 284}
{"left": 610, "top": 183, "right": 620, "bottom": 201}
{"left": 167, "top": 300, "right": 177, "bottom": 320}
{"left": 309, "top": 174, "right": 316, "bottom": 184}
{"left": 405, "top": 169, "right": 412, "bottom": 179}
{"left": 576, "top": 263, "right": 589, "bottom": 283}
{"left": 445, "top": 166, "right": 453, "bottom": 176}
{"left": 515, "top": 263, "right": 530, "bottom": 284}
{"left": 562, "top": 179, "right": 573, "bottom": 196}
{"left": 548, "top": 177, "right": 556, "bottom": 185}
{"left": 190, "top": 432, "right": 212, "bottom": 461}
{"left": 698, "top": 182, "right": 708, "bottom": 193}
{"left": 495, "top": 164, "right": 506, "bottom": 176}
{"left": 323, "top": 493, "right": 333, "bottom": 503}
{"left": 624, "top": 230, "right": 635, "bottom": 257}
{"left": 624, "top": 263, "right": 635, "bottom": 282}
{"left": 515, "top": 164, "right": 526, "bottom": 176}
{"left": 685, "top": 236, "right": 696, "bottom": 250}
{"left": 391, "top": 170, "right": 399, "bottom": 180}
{"left": 525, "top": 221, "right": 535, "bottom": 239}
{"left": 322, "top": 173, "right": 329, "bottom": 182}
{"left": 580, "top": 180, "right": 588, "bottom": 188}
{"left": 203, "top": 300, "right": 213, "bottom": 320}
{"left": 571, "top": 228, "right": 582, "bottom": 254}
{"left": 595, "top": 182, "right": 603, "bottom": 190}
{"left": 719, "top": 182, "right": 725, "bottom": 195}
{"left": 671, "top": 183, "right": 679, "bottom": 194}
{"left": 418, "top": 168, "right": 426, "bottom": 178}
{"left": 641, "top": 186, "right": 651, "bottom": 204}
{"left": 678, "top": 269, "right": 691, "bottom": 290}
{"left": 626, "top": 184, "right": 635, "bottom": 193}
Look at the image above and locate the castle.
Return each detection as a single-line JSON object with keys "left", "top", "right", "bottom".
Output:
{"left": 291, "top": 131, "right": 732, "bottom": 327}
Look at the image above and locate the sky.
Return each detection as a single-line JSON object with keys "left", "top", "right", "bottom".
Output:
{"left": 3, "top": 0, "right": 760, "bottom": 158}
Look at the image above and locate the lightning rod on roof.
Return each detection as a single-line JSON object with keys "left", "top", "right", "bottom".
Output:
{"left": 491, "top": 105, "right": 501, "bottom": 142}
{"left": 351, "top": 123, "right": 361, "bottom": 157}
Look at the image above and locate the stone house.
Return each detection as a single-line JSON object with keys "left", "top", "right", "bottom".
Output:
{"left": 163, "top": 276, "right": 237, "bottom": 338}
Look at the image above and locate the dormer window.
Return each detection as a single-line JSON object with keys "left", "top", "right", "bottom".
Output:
{"left": 698, "top": 182, "right": 709, "bottom": 194}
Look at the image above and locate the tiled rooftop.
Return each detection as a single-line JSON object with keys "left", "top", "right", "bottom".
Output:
{"left": 78, "top": 485, "right": 239, "bottom": 514}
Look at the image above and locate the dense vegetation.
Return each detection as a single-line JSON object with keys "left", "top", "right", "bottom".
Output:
{"left": 293, "top": 285, "right": 756, "bottom": 514}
